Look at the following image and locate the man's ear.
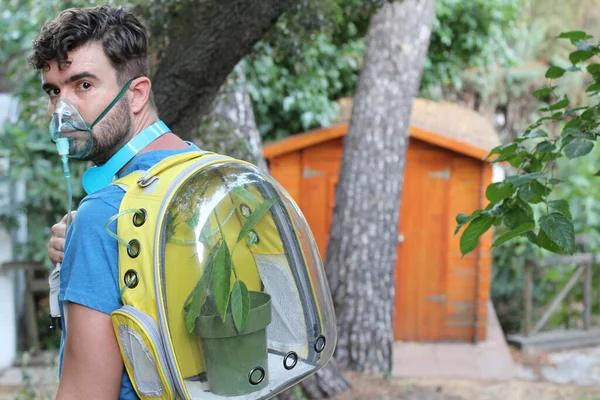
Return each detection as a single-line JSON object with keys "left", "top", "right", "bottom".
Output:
{"left": 128, "top": 77, "right": 152, "bottom": 113}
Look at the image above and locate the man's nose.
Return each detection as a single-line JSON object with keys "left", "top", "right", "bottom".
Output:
{"left": 48, "top": 95, "right": 78, "bottom": 116}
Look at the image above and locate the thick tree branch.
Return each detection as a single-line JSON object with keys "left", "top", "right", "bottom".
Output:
{"left": 152, "top": 0, "right": 298, "bottom": 140}
{"left": 196, "top": 61, "right": 268, "bottom": 171}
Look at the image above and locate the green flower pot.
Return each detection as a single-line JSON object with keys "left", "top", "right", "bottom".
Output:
{"left": 195, "top": 291, "right": 272, "bottom": 396}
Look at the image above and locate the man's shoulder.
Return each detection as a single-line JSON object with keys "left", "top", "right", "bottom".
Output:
{"left": 78, "top": 184, "right": 126, "bottom": 218}
{"left": 120, "top": 145, "right": 201, "bottom": 177}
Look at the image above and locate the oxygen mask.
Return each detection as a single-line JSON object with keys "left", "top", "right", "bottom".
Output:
{"left": 49, "top": 98, "right": 94, "bottom": 159}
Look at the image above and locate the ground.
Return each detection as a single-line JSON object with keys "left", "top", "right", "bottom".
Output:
{"left": 2, "top": 347, "right": 600, "bottom": 400}
{"left": 333, "top": 371, "right": 600, "bottom": 400}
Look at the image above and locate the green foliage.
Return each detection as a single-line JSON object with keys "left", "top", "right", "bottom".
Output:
{"left": 491, "top": 238, "right": 537, "bottom": 333}
{"left": 491, "top": 110, "right": 600, "bottom": 334}
{"left": 421, "top": 0, "right": 521, "bottom": 97}
{"left": 489, "top": 235, "right": 588, "bottom": 334}
{"left": 0, "top": 0, "right": 115, "bottom": 265}
{"left": 247, "top": 0, "right": 524, "bottom": 140}
{"left": 458, "top": 31, "right": 600, "bottom": 256}
{"left": 184, "top": 194, "right": 276, "bottom": 334}
{"left": 246, "top": 31, "right": 365, "bottom": 141}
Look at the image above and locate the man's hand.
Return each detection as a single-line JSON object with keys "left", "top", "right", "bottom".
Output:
{"left": 48, "top": 211, "right": 76, "bottom": 266}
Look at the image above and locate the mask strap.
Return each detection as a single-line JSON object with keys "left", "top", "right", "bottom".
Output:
{"left": 90, "top": 78, "right": 135, "bottom": 129}
{"left": 82, "top": 120, "right": 171, "bottom": 194}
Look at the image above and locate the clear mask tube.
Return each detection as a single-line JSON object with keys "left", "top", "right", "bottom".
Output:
{"left": 48, "top": 137, "right": 72, "bottom": 327}
{"left": 55, "top": 138, "right": 73, "bottom": 231}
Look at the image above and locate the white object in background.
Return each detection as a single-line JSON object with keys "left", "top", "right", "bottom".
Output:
{"left": 0, "top": 156, "right": 16, "bottom": 369}
{"left": 0, "top": 93, "right": 19, "bottom": 369}
{"left": 492, "top": 163, "right": 506, "bottom": 183}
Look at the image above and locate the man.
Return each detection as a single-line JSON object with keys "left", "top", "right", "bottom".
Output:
{"left": 31, "top": 6, "right": 196, "bottom": 399}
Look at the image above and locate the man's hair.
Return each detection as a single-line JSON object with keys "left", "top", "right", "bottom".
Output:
{"left": 29, "top": 6, "right": 150, "bottom": 87}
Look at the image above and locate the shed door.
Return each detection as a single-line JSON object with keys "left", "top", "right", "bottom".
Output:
{"left": 299, "top": 140, "right": 343, "bottom": 259}
{"left": 394, "top": 143, "right": 451, "bottom": 341}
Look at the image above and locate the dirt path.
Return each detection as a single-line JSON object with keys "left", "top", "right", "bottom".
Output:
{"left": 2, "top": 361, "right": 600, "bottom": 400}
{"left": 333, "top": 371, "right": 600, "bottom": 400}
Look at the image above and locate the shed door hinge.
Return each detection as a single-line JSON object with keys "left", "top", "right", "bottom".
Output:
{"left": 304, "top": 167, "right": 326, "bottom": 179}
{"left": 425, "top": 294, "right": 446, "bottom": 303}
{"left": 428, "top": 168, "right": 450, "bottom": 181}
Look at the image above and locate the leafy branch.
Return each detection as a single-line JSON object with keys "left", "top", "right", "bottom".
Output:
{"left": 457, "top": 31, "right": 600, "bottom": 256}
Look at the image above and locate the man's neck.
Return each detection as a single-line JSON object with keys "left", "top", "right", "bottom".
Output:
{"left": 116, "top": 111, "right": 189, "bottom": 175}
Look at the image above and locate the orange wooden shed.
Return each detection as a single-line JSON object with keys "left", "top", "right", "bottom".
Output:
{"left": 263, "top": 98, "right": 501, "bottom": 343}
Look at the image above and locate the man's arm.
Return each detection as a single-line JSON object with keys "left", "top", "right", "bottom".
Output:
{"left": 56, "top": 302, "right": 123, "bottom": 400}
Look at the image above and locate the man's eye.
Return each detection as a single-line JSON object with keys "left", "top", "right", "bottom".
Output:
{"left": 78, "top": 81, "right": 92, "bottom": 90}
{"left": 46, "top": 88, "right": 60, "bottom": 98}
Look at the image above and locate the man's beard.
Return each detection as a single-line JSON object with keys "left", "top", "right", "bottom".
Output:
{"left": 84, "top": 97, "right": 132, "bottom": 165}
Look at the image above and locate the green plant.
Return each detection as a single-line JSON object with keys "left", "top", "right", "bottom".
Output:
{"left": 458, "top": 30, "right": 600, "bottom": 256}
{"left": 183, "top": 192, "right": 276, "bottom": 334}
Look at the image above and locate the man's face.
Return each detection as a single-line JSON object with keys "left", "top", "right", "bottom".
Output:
{"left": 41, "top": 42, "right": 131, "bottom": 164}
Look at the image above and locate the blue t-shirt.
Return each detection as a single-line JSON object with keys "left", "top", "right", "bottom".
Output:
{"left": 58, "top": 146, "right": 198, "bottom": 400}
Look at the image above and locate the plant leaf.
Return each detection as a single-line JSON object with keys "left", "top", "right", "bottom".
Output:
{"left": 183, "top": 244, "right": 219, "bottom": 334}
{"left": 184, "top": 214, "right": 200, "bottom": 228}
{"left": 557, "top": 31, "right": 592, "bottom": 42}
{"left": 581, "top": 108, "right": 597, "bottom": 120}
{"left": 454, "top": 210, "right": 481, "bottom": 234}
{"left": 213, "top": 241, "right": 232, "bottom": 322}
{"left": 525, "top": 129, "right": 548, "bottom": 139}
{"left": 492, "top": 222, "right": 535, "bottom": 248}
{"left": 532, "top": 87, "right": 555, "bottom": 99}
{"left": 485, "top": 143, "right": 517, "bottom": 160}
{"left": 549, "top": 199, "right": 572, "bottom": 219}
{"left": 545, "top": 66, "right": 565, "bottom": 79}
{"left": 460, "top": 215, "right": 494, "bottom": 256}
{"left": 564, "top": 140, "right": 594, "bottom": 159}
{"left": 587, "top": 83, "right": 600, "bottom": 93}
{"left": 569, "top": 50, "right": 594, "bottom": 64}
{"left": 486, "top": 182, "right": 514, "bottom": 203}
{"left": 537, "top": 229, "right": 567, "bottom": 254}
{"left": 563, "top": 118, "right": 582, "bottom": 130}
{"left": 518, "top": 181, "right": 548, "bottom": 204}
{"left": 231, "top": 186, "right": 261, "bottom": 209}
{"left": 539, "top": 213, "right": 575, "bottom": 254}
{"left": 535, "top": 140, "right": 556, "bottom": 153}
{"left": 231, "top": 280, "right": 250, "bottom": 333}
{"left": 506, "top": 172, "right": 544, "bottom": 187}
{"left": 236, "top": 198, "right": 277, "bottom": 243}
{"left": 503, "top": 206, "right": 534, "bottom": 230}
{"left": 545, "top": 97, "right": 569, "bottom": 111}
{"left": 587, "top": 63, "right": 600, "bottom": 76}
{"left": 185, "top": 284, "right": 203, "bottom": 334}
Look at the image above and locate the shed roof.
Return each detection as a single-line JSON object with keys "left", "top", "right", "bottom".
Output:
{"left": 263, "top": 98, "right": 501, "bottom": 161}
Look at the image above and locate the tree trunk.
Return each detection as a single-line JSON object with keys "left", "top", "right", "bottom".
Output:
{"left": 151, "top": 0, "right": 298, "bottom": 141}
{"left": 325, "top": 0, "right": 436, "bottom": 374}
{"left": 276, "top": 358, "right": 350, "bottom": 400}
{"left": 195, "top": 61, "right": 268, "bottom": 171}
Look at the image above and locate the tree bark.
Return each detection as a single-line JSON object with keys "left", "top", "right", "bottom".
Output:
{"left": 151, "top": 0, "right": 298, "bottom": 141}
{"left": 195, "top": 61, "right": 268, "bottom": 171}
{"left": 276, "top": 358, "right": 350, "bottom": 400}
{"left": 325, "top": 0, "right": 436, "bottom": 374}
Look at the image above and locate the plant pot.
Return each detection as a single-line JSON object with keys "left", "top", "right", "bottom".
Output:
{"left": 194, "top": 291, "right": 272, "bottom": 396}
